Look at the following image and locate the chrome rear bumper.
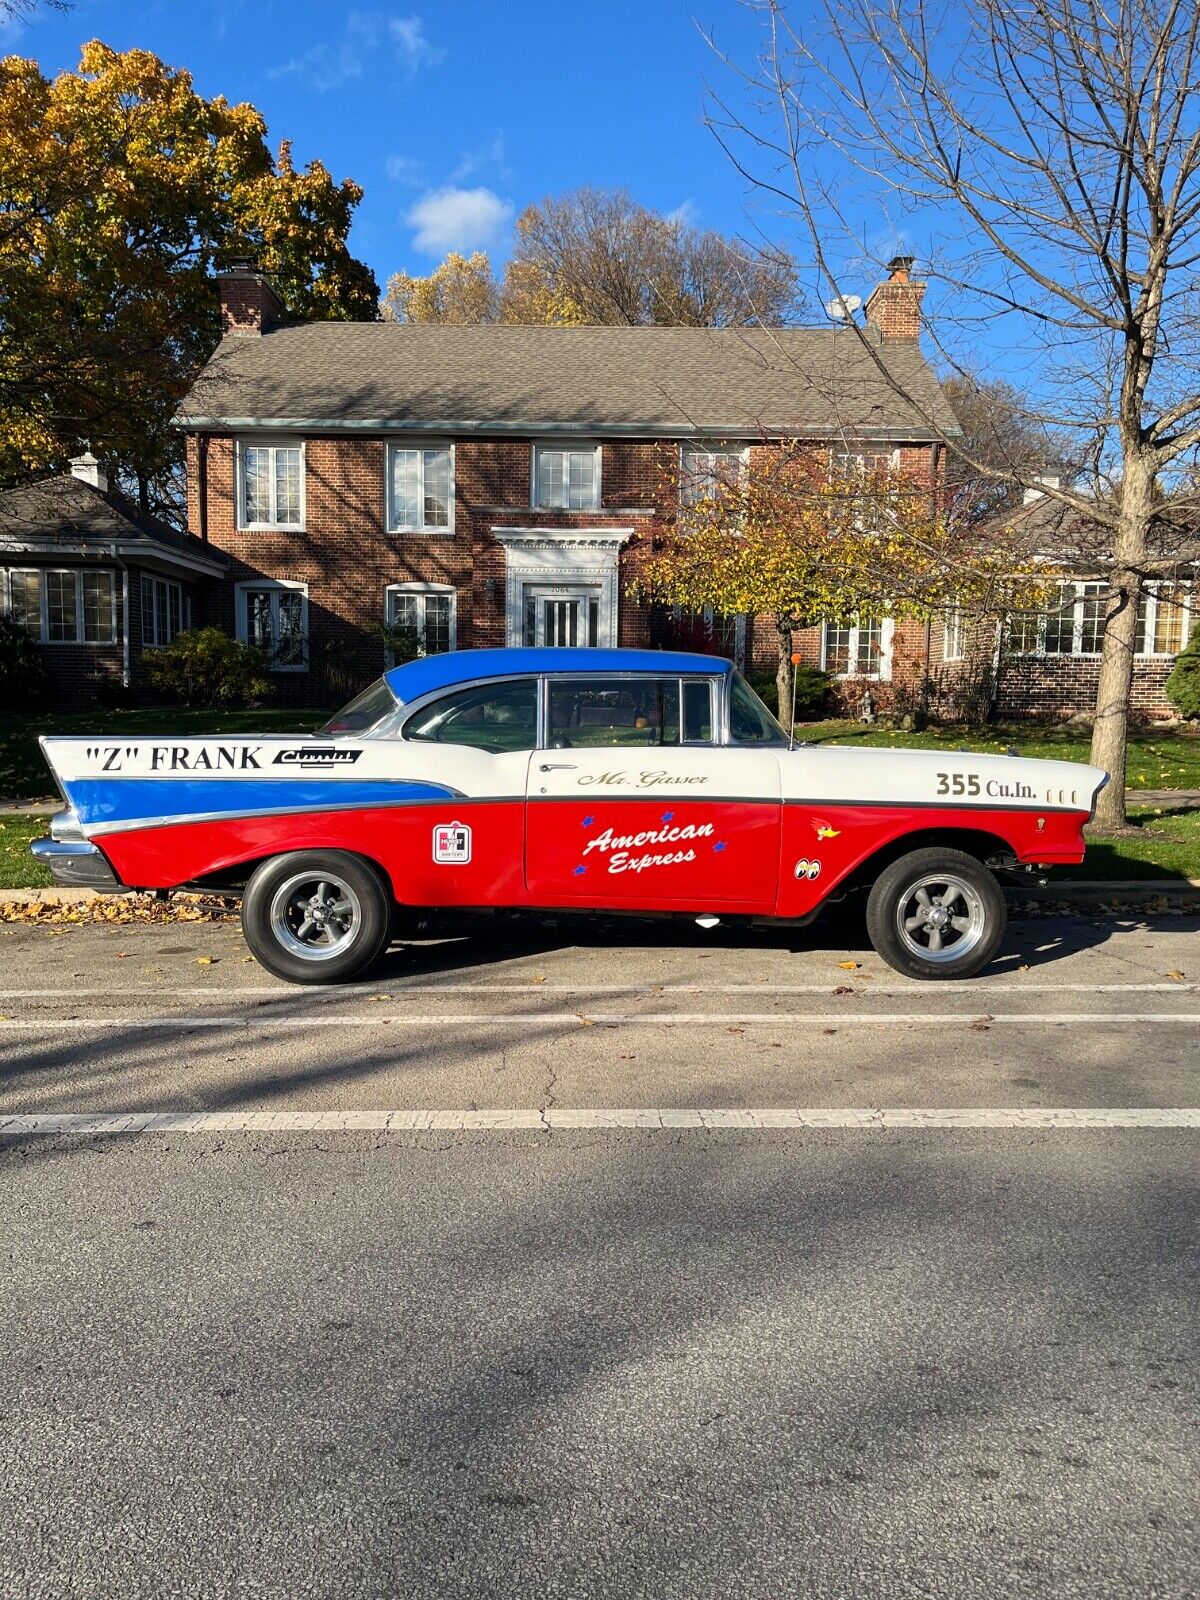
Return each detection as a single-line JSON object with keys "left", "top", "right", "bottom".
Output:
{"left": 31, "top": 837, "right": 124, "bottom": 891}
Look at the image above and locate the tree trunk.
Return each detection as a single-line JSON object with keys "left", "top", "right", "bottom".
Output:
{"left": 775, "top": 621, "right": 794, "bottom": 731}
{"left": 1090, "top": 462, "right": 1152, "bottom": 828}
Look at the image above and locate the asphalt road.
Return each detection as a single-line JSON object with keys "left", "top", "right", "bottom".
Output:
{"left": 2, "top": 908, "right": 1199, "bottom": 1598}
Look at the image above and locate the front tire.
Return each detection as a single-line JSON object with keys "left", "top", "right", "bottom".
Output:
{"left": 241, "top": 851, "right": 394, "bottom": 984}
{"left": 866, "top": 847, "right": 1006, "bottom": 981}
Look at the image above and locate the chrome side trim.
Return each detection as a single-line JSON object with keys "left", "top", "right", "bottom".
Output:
{"left": 84, "top": 791, "right": 512, "bottom": 838}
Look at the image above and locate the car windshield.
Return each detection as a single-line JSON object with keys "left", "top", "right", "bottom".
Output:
{"left": 320, "top": 678, "right": 399, "bottom": 736}
{"left": 729, "top": 672, "right": 787, "bottom": 744}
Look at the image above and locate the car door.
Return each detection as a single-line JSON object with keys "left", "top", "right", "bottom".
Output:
{"left": 524, "top": 673, "right": 782, "bottom": 912}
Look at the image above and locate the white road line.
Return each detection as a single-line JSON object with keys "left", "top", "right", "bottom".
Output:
{"left": 0, "top": 1011, "right": 1197, "bottom": 1030}
{"left": 0, "top": 982, "right": 1194, "bottom": 997}
{"left": 1, "top": 1108, "right": 1198, "bottom": 1134}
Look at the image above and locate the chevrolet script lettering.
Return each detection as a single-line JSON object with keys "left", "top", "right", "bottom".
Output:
{"left": 272, "top": 747, "right": 362, "bottom": 766}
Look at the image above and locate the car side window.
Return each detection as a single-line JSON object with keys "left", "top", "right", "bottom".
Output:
{"left": 402, "top": 680, "right": 538, "bottom": 753}
{"left": 547, "top": 677, "right": 681, "bottom": 748}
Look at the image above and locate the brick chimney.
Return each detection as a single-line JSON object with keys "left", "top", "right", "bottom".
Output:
{"left": 865, "top": 255, "right": 926, "bottom": 340}
{"left": 217, "top": 259, "right": 283, "bottom": 336}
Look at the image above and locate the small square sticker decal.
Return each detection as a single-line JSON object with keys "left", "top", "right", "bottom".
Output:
{"left": 433, "top": 821, "right": 472, "bottom": 864}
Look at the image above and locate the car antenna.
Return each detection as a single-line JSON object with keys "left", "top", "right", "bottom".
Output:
{"left": 789, "top": 651, "right": 803, "bottom": 752}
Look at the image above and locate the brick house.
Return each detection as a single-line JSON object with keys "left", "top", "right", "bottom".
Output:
{"left": 174, "top": 259, "right": 957, "bottom": 709}
{"left": 0, "top": 455, "right": 225, "bottom": 703}
{"left": 175, "top": 260, "right": 1195, "bottom": 722}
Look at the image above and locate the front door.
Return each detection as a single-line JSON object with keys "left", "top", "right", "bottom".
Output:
{"left": 523, "top": 585, "right": 600, "bottom": 648}
{"left": 524, "top": 674, "right": 782, "bottom": 912}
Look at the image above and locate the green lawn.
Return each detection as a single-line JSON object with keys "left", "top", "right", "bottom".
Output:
{"left": 801, "top": 720, "right": 1200, "bottom": 791}
{"left": 1, "top": 708, "right": 330, "bottom": 803}
{"left": 2, "top": 806, "right": 1195, "bottom": 893}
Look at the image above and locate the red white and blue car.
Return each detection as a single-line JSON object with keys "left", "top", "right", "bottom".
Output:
{"left": 33, "top": 648, "right": 1107, "bottom": 983}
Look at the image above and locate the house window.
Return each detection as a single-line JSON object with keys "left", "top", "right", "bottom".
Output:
{"left": 680, "top": 443, "right": 748, "bottom": 505}
{"left": 1137, "top": 582, "right": 1193, "bottom": 656}
{"left": 4, "top": 569, "right": 114, "bottom": 644}
{"left": 238, "top": 441, "right": 304, "bottom": 529}
{"left": 831, "top": 447, "right": 896, "bottom": 479}
{"left": 387, "top": 444, "right": 453, "bottom": 532}
{"left": 943, "top": 605, "right": 965, "bottom": 663}
{"left": 141, "top": 576, "right": 185, "bottom": 647}
{"left": 1013, "top": 581, "right": 1108, "bottom": 656}
{"left": 237, "top": 582, "right": 308, "bottom": 670}
{"left": 384, "top": 584, "right": 456, "bottom": 656}
{"left": 822, "top": 615, "right": 888, "bottom": 678}
{"left": 533, "top": 444, "right": 600, "bottom": 510}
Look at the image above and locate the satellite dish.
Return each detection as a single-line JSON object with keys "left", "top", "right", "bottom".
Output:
{"left": 824, "top": 293, "right": 862, "bottom": 321}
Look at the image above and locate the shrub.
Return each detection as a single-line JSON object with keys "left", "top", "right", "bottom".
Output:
{"left": 1165, "top": 627, "right": 1200, "bottom": 719}
{"left": 380, "top": 623, "right": 422, "bottom": 666}
{"left": 147, "top": 627, "right": 271, "bottom": 708}
{"left": 748, "top": 664, "right": 829, "bottom": 721}
{"left": 0, "top": 618, "right": 46, "bottom": 709}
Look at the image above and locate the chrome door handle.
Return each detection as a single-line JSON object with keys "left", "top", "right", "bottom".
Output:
{"left": 539, "top": 762, "right": 577, "bottom": 771}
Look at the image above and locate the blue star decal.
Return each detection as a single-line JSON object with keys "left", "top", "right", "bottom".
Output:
{"left": 581, "top": 815, "right": 594, "bottom": 827}
{"left": 713, "top": 841, "right": 727, "bottom": 853}
{"left": 573, "top": 865, "right": 587, "bottom": 876}
{"left": 661, "top": 811, "right": 675, "bottom": 823}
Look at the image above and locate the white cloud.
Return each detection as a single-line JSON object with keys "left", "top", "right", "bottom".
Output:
{"left": 407, "top": 186, "right": 515, "bottom": 254}
{"left": 388, "top": 15, "right": 445, "bottom": 74}
{"left": 386, "top": 154, "right": 424, "bottom": 185}
{"left": 667, "top": 199, "right": 701, "bottom": 229}
{"left": 269, "top": 13, "right": 443, "bottom": 93}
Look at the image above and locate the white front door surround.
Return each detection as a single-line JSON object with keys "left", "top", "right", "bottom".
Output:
{"left": 493, "top": 528, "right": 633, "bottom": 649}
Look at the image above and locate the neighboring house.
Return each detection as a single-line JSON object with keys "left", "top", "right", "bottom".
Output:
{"left": 956, "top": 479, "right": 1195, "bottom": 722}
{"left": 174, "top": 258, "right": 955, "bottom": 707}
{"left": 0, "top": 455, "right": 226, "bottom": 703}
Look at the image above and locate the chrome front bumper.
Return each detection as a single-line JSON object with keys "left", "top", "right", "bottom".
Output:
{"left": 31, "top": 837, "right": 123, "bottom": 891}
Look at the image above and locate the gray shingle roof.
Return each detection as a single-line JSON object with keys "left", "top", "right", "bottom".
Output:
{"left": 0, "top": 474, "right": 224, "bottom": 572}
{"left": 175, "top": 323, "right": 960, "bottom": 439}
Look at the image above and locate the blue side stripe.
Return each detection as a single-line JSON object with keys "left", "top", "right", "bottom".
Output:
{"left": 64, "top": 777, "right": 458, "bottom": 829}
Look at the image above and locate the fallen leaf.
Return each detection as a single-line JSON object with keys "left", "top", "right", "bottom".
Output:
{"left": 1166, "top": 970, "right": 1185, "bottom": 982}
{"left": 196, "top": 956, "right": 217, "bottom": 966}
{"left": 823, "top": 1027, "right": 837, "bottom": 1035}
{"left": 369, "top": 993, "right": 392, "bottom": 1002}
{"left": 833, "top": 985, "right": 854, "bottom": 996}
{"left": 838, "top": 960, "right": 861, "bottom": 971}
{"left": 577, "top": 1014, "right": 596, "bottom": 1027}
{"left": 531, "top": 975, "right": 547, "bottom": 984}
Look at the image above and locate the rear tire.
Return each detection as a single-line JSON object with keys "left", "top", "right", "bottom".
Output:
{"left": 241, "top": 850, "right": 394, "bottom": 985}
{"left": 866, "top": 847, "right": 1006, "bottom": 981}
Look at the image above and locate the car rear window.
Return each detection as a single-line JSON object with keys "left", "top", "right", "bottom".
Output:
{"left": 402, "top": 680, "right": 539, "bottom": 753}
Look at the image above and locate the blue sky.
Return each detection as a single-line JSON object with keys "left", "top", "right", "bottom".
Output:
{"left": 2, "top": 0, "right": 795, "bottom": 294}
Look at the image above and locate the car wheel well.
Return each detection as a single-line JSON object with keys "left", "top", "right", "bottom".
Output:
{"left": 844, "top": 827, "right": 1016, "bottom": 891}
{"left": 188, "top": 848, "right": 397, "bottom": 899}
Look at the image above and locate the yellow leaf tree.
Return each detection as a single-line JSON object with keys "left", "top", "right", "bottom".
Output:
{"left": 382, "top": 251, "right": 498, "bottom": 324}
{"left": 631, "top": 446, "right": 1034, "bottom": 716}
{"left": 0, "top": 42, "right": 377, "bottom": 516}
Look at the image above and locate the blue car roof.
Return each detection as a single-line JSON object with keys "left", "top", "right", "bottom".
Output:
{"left": 384, "top": 648, "right": 733, "bottom": 704}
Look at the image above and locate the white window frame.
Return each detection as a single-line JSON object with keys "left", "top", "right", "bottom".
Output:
{"left": 3, "top": 567, "right": 115, "bottom": 645}
{"left": 829, "top": 445, "right": 900, "bottom": 479}
{"left": 1013, "top": 581, "right": 1108, "bottom": 658}
{"left": 383, "top": 582, "right": 457, "bottom": 659}
{"left": 1136, "top": 580, "right": 1193, "bottom": 657}
{"left": 235, "top": 579, "right": 309, "bottom": 672}
{"left": 236, "top": 438, "right": 306, "bottom": 531}
{"left": 943, "top": 604, "right": 965, "bottom": 663}
{"left": 820, "top": 615, "right": 894, "bottom": 680}
{"left": 385, "top": 441, "right": 455, "bottom": 535}
{"left": 141, "top": 575, "right": 186, "bottom": 648}
{"left": 532, "top": 442, "right": 602, "bottom": 511}
{"left": 679, "top": 442, "right": 750, "bottom": 505}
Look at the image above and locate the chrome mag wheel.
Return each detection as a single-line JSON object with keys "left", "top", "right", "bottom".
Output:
{"left": 895, "top": 872, "right": 987, "bottom": 965}
{"left": 269, "top": 872, "right": 363, "bottom": 963}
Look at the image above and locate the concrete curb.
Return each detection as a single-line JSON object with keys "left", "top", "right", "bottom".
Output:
{"left": 2, "top": 884, "right": 1197, "bottom": 915}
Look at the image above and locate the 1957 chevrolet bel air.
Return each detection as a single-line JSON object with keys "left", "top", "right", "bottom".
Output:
{"left": 33, "top": 648, "right": 1107, "bottom": 984}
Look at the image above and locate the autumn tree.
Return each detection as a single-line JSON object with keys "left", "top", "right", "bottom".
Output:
{"left": 501, "top": 187, "right": 800, "bottom": 325}
{"left": 382, "top": 251, "right": 497, "bottom": 324}
{"left": 707, "top": 0, "right": 1200, "bottom": 825}
{"left": 0, "top": 42, "right": 377, "bottom": 518}
{"left": 631, "top": 447, "right": 1029, "bottom": 715}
